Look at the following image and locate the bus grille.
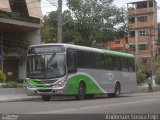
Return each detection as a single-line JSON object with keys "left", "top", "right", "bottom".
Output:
{"left": 38, "top": 89, "right": 52, "bottom": 92}
{"left": 41, "top": 79, "right": 58, "bottom": 84}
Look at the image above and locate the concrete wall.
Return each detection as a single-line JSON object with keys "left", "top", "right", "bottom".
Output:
{"left": 18, "top": 29, "right": 41, "bottom": 81}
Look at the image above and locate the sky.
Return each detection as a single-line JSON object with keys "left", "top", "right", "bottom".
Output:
{"left": 40, "top": 0, "right": 160, "bottom": 22}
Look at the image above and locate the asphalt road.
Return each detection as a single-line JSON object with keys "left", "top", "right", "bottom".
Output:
{"left": 0, "top": 92, "right": 160, "bottom": 114}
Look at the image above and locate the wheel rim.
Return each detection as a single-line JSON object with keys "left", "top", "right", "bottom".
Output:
{"left": 115, "top": 84, "right": 120, "bottom": 96}
{"left": 78, "top": 83, "right": 85, "bottom": 99}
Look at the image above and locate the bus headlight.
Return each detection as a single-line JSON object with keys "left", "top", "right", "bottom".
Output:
{"left": 54, "top": 79, "right": 66, "bottom": 88}
{"left": 57, "top": 80, "right": 66, "bottom": 87}
{"left": 27, "top": 83, "right": 34, "bottom": 88}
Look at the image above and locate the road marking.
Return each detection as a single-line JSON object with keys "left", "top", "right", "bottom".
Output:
{"left": 32, "top": 99, "right": 159, "bottom": 114}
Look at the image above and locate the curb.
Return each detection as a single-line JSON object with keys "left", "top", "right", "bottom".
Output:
{"left": 0, "top": 97, "right": 41, "bottom": 103}
{"left": 0, "top": 86, "right": 160, "bottom": 103}
{"left": 136, "top": 85, "right": 160, "bottom": 93}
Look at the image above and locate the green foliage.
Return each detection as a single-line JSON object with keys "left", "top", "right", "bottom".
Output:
{"left": 0, "top": 70, "right": 6, "bottom": 83}
{"left": 155, "top": 75, "right": 160, "bottom": 85}
{"left": 1, "top": 82, "right": 23, "bottom": 88}
{"left": 4, "top": 37, "right": 30, "bottom": 57}
{"left": 42, "top": 0, "right": 127, "bottom": 47}
{"left": 136, "top": 71, "right": 147, "bottom": 86}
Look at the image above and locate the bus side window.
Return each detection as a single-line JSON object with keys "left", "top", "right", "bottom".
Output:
{"left": 104, "top": 55, "right": 113, "bottom": 70}
{"left": 121, "top": 57, "right": 129, "bottom": 72}
{"left": 128, "top": 58, "right": 135, "bottom": 72}
{"left": 114, "top": 56, "right": 121, "bottom": 71}
{"left": 96, "top": 53, "right": 105, "bottom": 69}
{"left": 67, "top": 49, "right": 77, "bottom": 73}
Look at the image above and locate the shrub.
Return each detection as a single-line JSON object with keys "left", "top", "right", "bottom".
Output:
{"left": 136, "top": 71, "right": 147, "bottom": 85}
{"left": 155, "top": 74, "right": 160, "bottom": 85}
{"left": 0, "top": 70, "right": 6, "bottom": 83}
{"left": 1, "top": 82, "right": 23, "bottom": 88}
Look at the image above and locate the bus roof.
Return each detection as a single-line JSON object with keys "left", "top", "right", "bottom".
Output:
{"left": 29, "top": 43, "right": 134, "bottom": 58}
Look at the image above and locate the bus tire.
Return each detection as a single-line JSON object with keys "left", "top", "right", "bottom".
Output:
{"left": 76, "top": 82, "right": 86, "bottom": 100}
{"left": 41, "top": 96, "right": 51, "bottom": 101}
{"left": 108, "top": 83, "right": 121, "bottom": 97}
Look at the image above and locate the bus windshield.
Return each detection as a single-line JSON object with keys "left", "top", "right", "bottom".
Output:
{"left": 27, "top": 54, "right": 66, "bottom": 79}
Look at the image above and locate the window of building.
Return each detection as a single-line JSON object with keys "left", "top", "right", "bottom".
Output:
{"left": 149, "top": 1, "right": 153, "bottom": 7}
{"left": 129, "top": 45, "right": 135, "bottom": 51}
{"left": 138, "top": 44, "right": 148, "bottom": 50}
{"left": 129, "top": 31, "right": 135, "bottom": 37}
{"left": 138, "top": 30, "right": 148, "bottom": 37}
{"left": 114, "top": 38, "right": 120, "bottom": 44}
{"left": 137, "top": 16, "right": 147, "bottom": 22}
{"left": 129, "top": 17, "right": 135, "bottom": 23}
{"left": 9, "top": 0, "right": 29, "bottom": 16}
{"left": 136, "top": 2, "right": 147, "bottom": 9}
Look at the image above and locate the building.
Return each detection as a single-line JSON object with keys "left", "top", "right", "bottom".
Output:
{"left": 127, "top": 0, "right": 158, "bottom": 69}
{"left": 0, "top": 0, "right": 42, "bottom": 82}
{"left": 108, "top": 37, "right": 129, "bottom": 52}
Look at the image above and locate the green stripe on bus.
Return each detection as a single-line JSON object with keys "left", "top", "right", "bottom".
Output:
{"left": 66, "top": 74, "right": 104, "bottom": 95}
{"left": 28, "top": 79, "right": 46, "bottom": 88}
{"left": 103, "top": 50, "right": 134, "bottom": 58}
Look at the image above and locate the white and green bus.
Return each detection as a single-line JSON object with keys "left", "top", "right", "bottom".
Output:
{"left": 26, "top": 43, "right": 137, "bottom": 101}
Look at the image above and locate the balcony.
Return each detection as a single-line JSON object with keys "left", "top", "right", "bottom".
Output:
{"left": 128, "top": 7, "right": 156, "bottom": 15}
{"left": 128, "top": 36, "right": 151, "bottom": 44}
{"left": 129, "top": 50, "right": 151, "bottom": 56}
{"left": 0, "top": 10, "right": 40, "bottom": 24}
{"left": 128, "top": 22, "right": 154, "bottom": 29}
{"left": 0, "top": 10, "right": 41, "bottom": 33}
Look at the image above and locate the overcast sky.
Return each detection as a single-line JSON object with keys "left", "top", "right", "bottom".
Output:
{"left": 41, "top": 0, "right": 160, "bottom": 22}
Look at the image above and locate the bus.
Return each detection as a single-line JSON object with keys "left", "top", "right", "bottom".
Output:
{"left": 25, "top": 43, "right": 137, "bottom": 101}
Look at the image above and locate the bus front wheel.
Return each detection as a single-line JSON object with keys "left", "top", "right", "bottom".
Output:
{"left": 76, "top": 82, "right": 86, "bottom": 100}
{"left": 41, "top": 96, "right": 51, "bottom": 101}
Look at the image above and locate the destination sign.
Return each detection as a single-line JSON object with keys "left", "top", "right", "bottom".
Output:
{"left": 28, "top": 45, "right": 65, "bottom": 54}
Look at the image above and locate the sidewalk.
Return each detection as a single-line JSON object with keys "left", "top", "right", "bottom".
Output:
{"left": 0, "top": 88, "right": 40, "bottom": 103}
{"left": 0, "top": 85, "right": 160, "bottom": 103}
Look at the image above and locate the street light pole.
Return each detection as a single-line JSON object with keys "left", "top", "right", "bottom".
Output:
{"left": 57, "top": 0, "right": 62, "bottom": 43}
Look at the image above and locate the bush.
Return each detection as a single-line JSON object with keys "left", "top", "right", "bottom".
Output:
{"left": 155, "top": 75, "right": 160, "bottom": 85}
{"left": 1, "top": 82, "right": 23, "bottom": 88}
{"left": 0, "top": 70, "right": 6, "bottom": 83}
{"left": 136, "top": 71, "right": 147, "bottom": 85}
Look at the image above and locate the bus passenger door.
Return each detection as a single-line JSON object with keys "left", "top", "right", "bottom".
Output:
{"left": 67, "top": 49, "right": 77, "bottom": 74}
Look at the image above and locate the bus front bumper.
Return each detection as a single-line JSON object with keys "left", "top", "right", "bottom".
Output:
{"left": 26, "top": 87, "right": 66, "bottom": 96}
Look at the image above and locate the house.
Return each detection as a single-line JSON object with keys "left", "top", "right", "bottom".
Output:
{"left": 0, "top": 0, "right": 42, "bottom": 82}
{"left": 127, "top": 0, "right": 158, "bottom": 69}
{"left": 108, "top": 37, "right": 129, "bottom": 52}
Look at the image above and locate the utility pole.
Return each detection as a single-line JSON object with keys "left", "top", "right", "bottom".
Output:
{"left": 57, "top": 0, "right": 62, "bottom": 43}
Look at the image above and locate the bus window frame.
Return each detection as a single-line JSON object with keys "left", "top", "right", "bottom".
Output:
{"left": 66, "top": 49, "right": 77, "bottom": 74}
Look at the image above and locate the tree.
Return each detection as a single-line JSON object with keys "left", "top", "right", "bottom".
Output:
{"left": 42, "top": 0, "right": 127, "bottom": 47}
{"left": 42, "top": 10, "right": 76, "bottom": 43}
{"left": 41, "top": 11, "right": 58, "bottom": 43}
{"left": 66, "top": 0, "right": 127, "bottom": 46}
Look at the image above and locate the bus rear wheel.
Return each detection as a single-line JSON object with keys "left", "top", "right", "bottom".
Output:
{"left": 41, "top": 96, "right": 51, "bottom": 101}
{"left": 108, "top": 83, "right": 121, "bottom": 97}
{"left": 76, "top": 82, "right": 86, "bottom": 100}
